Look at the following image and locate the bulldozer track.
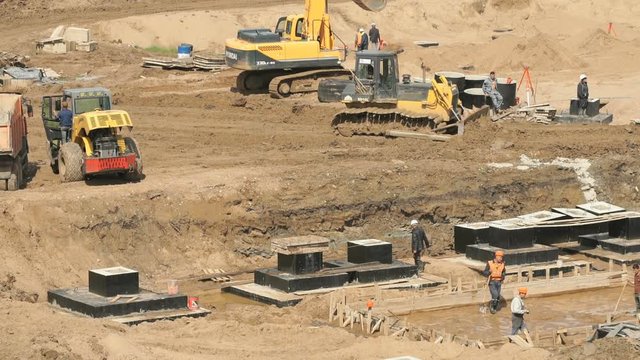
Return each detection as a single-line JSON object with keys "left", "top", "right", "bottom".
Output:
{"left": 269, "top": 68, "right": 351, "bottom": 98}
{"left": 331, "top": 107, "right": 447, "bottom": 137}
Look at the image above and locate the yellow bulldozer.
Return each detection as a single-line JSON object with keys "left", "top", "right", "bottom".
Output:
{"left": 224, "top": 0, "right": 387, "bottom": 98}
{"left": 318, "top": 51, "right": 489, "bottom": 136}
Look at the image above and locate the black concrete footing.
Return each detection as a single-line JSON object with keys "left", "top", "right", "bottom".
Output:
{"left": 599, "top": 238, "right": 640, "bottom": 254}
{"left": 579, "top": 233, "right": 610, "bottom": 248}
{"left": 609, "top": 217, "right": 640, "bottom": 240}
{"left": 277, "top": 252, "right": 323, "bottom": 275}
{"left": 454, "top": 222, "right": 490, "bottom": 253}
{"left": 48, "top": 288, "right": 187, "bottom": 318}
{"left": 88, "top": 267, "right": 139, "bottom": 297}
{"left": 466, "top": 243, "right": 559, "bottom": 265}
{"left": 488, "top": 224, "right": 535, "bottom": 249}
{"left": 254, "top": 268, "right": 349, "bottom": 293}
{"left": 324, "top": 260, "right": 416, "bottom": 283}
{"left": 347, "top": 239, "right": 392, "bottom": 264}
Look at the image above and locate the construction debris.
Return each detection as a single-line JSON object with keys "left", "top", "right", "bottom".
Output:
{"left": 36, "top": 25, "right": 97, "bottom": 54}
{"left": 589, "top": 322, "right": 640, "bottom": 348}
{"left": 142, "top": 54, "right": 228, "bottom": 72}
{"left": 413, "top": 41, "right": 439, "bottom": 48}
{"left": 0, "top": 51, "right": 29, "bottom": 68}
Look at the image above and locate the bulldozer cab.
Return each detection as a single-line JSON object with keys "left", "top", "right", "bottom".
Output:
{"left": 354, "top": 51, "right": 399, "bottom": 101}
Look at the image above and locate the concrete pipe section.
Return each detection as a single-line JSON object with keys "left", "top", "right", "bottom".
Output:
{"left": 435, "top": 71, "right": 466, "bottom": 93}
{"left": 497, "top": 77, "right": 517, "bottom": 109}
{"left": 462, "top": 88, "right": 488, "bottom": 109}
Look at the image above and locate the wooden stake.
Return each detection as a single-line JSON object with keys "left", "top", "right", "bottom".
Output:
{"left": 528, "top": 268, "right": 533, "bottom": 283}
{"left": 329, "top": 293, "right": 335, "bottom": 321}
{"left": 457, "top": 278, "right": 462, "bottom": 293}
{"left": 559, "top": 270, "right": 564, "bottom": 279}
{"left": 372, "top": 318, "right": 383, "bottom": 333}
{"left": 383, "top": 316, "right": 390, "bottom": 336}
{"left": 545, "top": 268, "right": 550, "bottom": 281}
{"left": 609, "top": 259, "right": 614, "bottom": 272}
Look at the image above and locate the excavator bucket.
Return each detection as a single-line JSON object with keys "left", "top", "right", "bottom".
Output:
{"left": 352, "top": 0, "right": 387, "bottom": 12}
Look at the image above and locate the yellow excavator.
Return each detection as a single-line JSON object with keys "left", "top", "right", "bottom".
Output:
{"left": 224, "top": 0, "right": 387, "bottom": 98}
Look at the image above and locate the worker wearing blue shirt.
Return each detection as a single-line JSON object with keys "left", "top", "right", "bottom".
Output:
{"left": 56, "top": 102, "right": 73, "bottom": 143}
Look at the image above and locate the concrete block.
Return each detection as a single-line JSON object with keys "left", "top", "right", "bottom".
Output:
{"left": 277, "top": 252, "right": 323, "bottom": 275}
{"left": 466, "top": 243, "right": 558, "bottom": 265}
{"left": 609, "top": 216, "right": 640, "bottom": 239}
{"left": 64, "top": 27, "right": 91, "bottom": 43}
{"left": 41, "top": 42, "right": 68, "bottom": 54}
{"left": 88, "top": 267, "right": 139, "bottom": 297}
{"left": 454, "top": 222, "right": 490, "bottom": 253}
{"left": 347, "top": 239, "right": 392, "bottom": 264}
{"left": 76, "top": 41, "right": 98, "bottom": 52}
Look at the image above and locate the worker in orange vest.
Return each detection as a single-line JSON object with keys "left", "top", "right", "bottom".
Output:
{"left": 482, "top": 250, "right": 506, "bottom": 314}
{"left": 367, "top": 298, "right": 374, "bottom": 311}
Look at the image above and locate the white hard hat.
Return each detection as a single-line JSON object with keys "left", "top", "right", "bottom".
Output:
{"left": 410, "top": 219, "right": 419, "bottom": 226}
{"left": 580, "top": 74, "right": 587, "bottom": 81}
{"left": 371, "top": 23, "right": 376, "bottom": 27}
{"left": 359, "top": 28, "right": 364, "bottom": 32}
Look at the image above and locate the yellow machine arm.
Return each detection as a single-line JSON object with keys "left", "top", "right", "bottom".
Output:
{"left": 305, "top": 0, "right": 387, "bottom": 50}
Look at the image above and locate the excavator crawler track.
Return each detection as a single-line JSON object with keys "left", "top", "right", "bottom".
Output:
{"left": 331, "top": 107, "right": 448, "bottom": 137}
{"left": 268, "top": 68, "right": 351, "bottom": 98}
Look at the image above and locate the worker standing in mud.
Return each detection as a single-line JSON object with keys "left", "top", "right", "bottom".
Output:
{"left": 483, "top": 250, "right": 506, "bottom": 314}
{"left": 577, "top": 74, "right": 589, "bottom": 115}
{"left": 482, "top": 71, "right": 503, "bottom": 112}
{"left": 410, "top": 219, "right": 429, "bottom": 274}
{"left": 511, "top": 287, "right": 530, "bottom": 336}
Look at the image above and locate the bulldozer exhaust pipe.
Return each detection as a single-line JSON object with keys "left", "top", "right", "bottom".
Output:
{"left": 352, "top": 0, "right": 387, "bottom": 12}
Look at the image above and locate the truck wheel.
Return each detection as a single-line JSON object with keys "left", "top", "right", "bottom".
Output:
{"left": 7, "top": 161, "right": 22, "bottom": 191}
{"left": 124, "top": 137, "right": 143, "bottom": 181}
{"left": 59, "top": 142, "right": 84, "bottom": 182}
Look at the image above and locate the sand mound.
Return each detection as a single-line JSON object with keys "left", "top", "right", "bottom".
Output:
{"left": 500, "top": 33, "right": 585, "bottom": 71}
{"left": 580, "top": 28, "right": 623, "bottom": 49}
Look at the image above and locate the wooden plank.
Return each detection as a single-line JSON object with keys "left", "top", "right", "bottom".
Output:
{"left": 385, "top": 130, "right": 451, "bottom": 142}
{"left": 112, "top": 308, "right": 211, "bottom": 325}
{"left": 508, "top": 335, "right": 533, "bottom": 348}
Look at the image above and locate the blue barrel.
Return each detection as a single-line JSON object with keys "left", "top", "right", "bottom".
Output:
{"left": 177, "top": 43, "right": 193, "bottom": 58}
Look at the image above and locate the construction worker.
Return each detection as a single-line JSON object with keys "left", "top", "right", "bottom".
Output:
{"left": 511, "top": 287, "right": 529, "bottom": 336}
{"left": 369, "top": 23, "right": 380, "bottom": 50}
{"left": 56, "top": 101, "right": 73, "bottom": 144}
{"left": 577, "top": 74, "right": 589, "bottom": 115}
{"left": 633, "top": 263, "right": 640, "bottom": 316}
{"left": 482, "top": 250, "right": 506, "bottom": 314}
{"left": 367, "top": 297, "right": 374, "bottom": 315}
{"left": 482, "top": 71, "right": 503, "bottom": 112}
{"left": 355, "top": 28, "right": 369, "bottom": 51}
{"left": 410, "top": 219, "right": 429, "bottom": 274}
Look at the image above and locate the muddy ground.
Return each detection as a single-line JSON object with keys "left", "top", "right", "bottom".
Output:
{"left": 1, "top": 0, "right": 640, "bottom": 359}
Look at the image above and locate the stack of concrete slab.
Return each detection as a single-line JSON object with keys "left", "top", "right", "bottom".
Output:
{"left": 36, "top": 26, "right": 97, "bottom": 54}
{"left": 142, "top": 54, "right": 227, "bottom": 72}
{"left": 458, "top": 202, "right": 636, "bottom": 265}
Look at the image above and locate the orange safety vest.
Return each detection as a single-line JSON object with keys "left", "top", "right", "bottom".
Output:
{"left": 488, "top": 260, "right": 505, "bottom": 280}
{"left": 355, "top": 32, "right": 363, "bottom": 47}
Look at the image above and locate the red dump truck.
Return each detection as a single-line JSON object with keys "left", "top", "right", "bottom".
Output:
{"left": 0, "top": 93, "right": 29, "bottom": 190}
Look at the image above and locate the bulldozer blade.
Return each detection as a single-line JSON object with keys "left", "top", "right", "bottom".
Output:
{"left": 352, "top": 0, "right": 387, "bottom": 12}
